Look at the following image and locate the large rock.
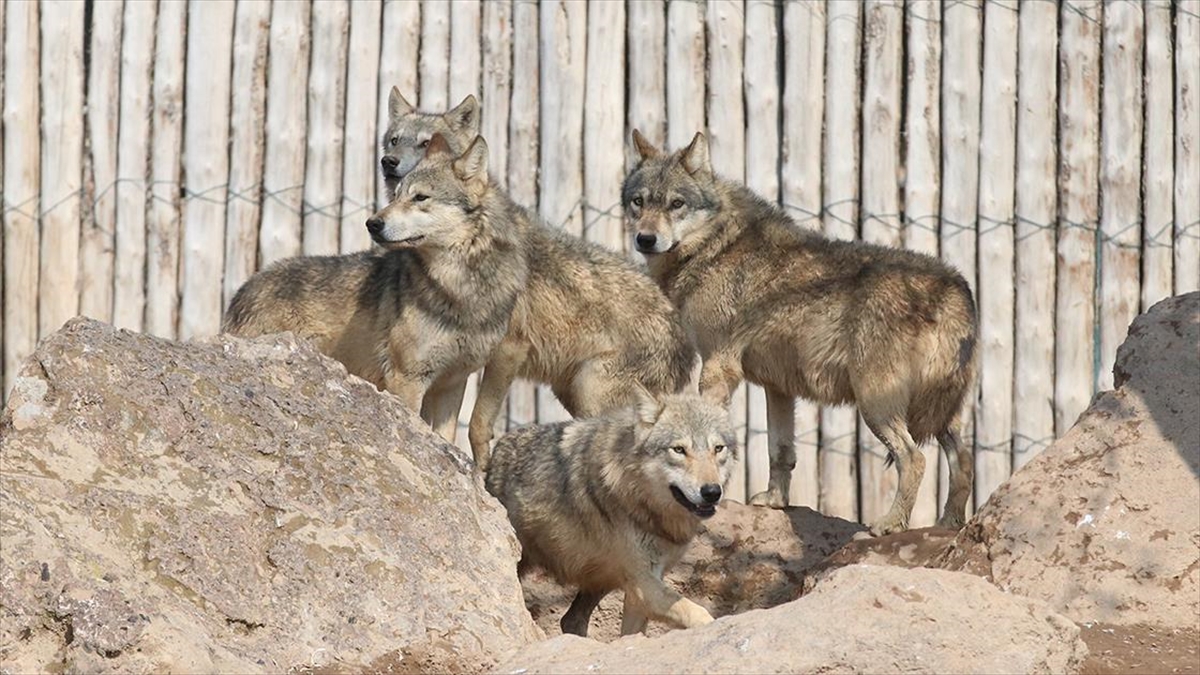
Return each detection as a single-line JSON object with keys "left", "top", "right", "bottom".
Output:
{"left": 0, "top": 319, "right": 540, "bottom": 674}
{"left": 498, "top": 564, "right": 1088, "bottom": 674}
{"left": 522, "top": 502, "right": 865, "bottom": 641}
{"left": 942, "top": 292, "right": 1200, "bottom": 629}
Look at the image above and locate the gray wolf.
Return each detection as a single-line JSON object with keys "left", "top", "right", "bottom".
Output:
{"left": 380, "top": 88, "right": 480, "bottom": 197}
{"left": 485, "top": 390, "right": 738, "bottom": 636}
{"left": 622, "top": 130, "right": 978, "bottom": 535}
{"left": 379, "top": 92, "right": 696, "bottom": 470}
{"left": 223, "top": 134, "right": 527, "bottom": 441}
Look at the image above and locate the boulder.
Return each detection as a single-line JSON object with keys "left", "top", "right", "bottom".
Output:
{"left": 521, "top": 502, "right": 865, "bottom": 641}
{"left": 0, "top": 318, "right": 540, "bottom": 674}
{"left": 941, "top": 292, "right": 1200, "bottom": 629}
{"left": 497, "top": 564, "right": 1088, "bottom": 674}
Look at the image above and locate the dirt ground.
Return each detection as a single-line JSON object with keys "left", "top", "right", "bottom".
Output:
{"left": 1079, "top": 624, "right": 1200, "bottom": 675}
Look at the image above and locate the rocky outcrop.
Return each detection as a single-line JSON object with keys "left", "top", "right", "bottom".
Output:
{"left": 521, "top": 502, "right": 865, "bottom": 641}
{"left": 0, "top": 319, "right": 540, "bottom": 674}
{"left": 499, "top": 564, "right": 1089, "bottom": 675}
{"left": 942, "top": 292, "right": 1199, "bottom": 629}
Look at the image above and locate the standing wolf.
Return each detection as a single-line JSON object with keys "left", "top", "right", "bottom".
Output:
{"left": 381, "top": 88, "right": 695, "bottom": 470}
{"left": 485, "top": 391, "right": 738, "bottom": 637}
{"left": 223, "top": 135, "right": 527, "bottom": 441}
{"left": 622, "top": 131, "right": 978, "bottom": 535}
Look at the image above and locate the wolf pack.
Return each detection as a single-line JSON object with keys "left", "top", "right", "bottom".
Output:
{"left": 223, "top": 91, "right": 979, "bottom": 638}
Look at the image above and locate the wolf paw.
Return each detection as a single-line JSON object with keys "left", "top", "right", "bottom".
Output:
{"left": 936, "top": 513, "right": 966, "bottom": 530}
{"left": 868, "top": 514, "right": 909, "bottom": 537}
{"left": 748, "top": 489, "right": 787, "bottom": 509}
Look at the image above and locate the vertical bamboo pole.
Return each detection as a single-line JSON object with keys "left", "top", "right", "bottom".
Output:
{"left": 1013, "top": 0, "right": 1058, "bottom": 470}
{"left": 451, "top": 0, "right": 482, "bottom": 103}
{"left": 705, "top": 0, "right": 747, "bottom": 502}
{"left": 376, "top": 0, "right": 420, "bottom": 208}
{"left": 38, "top": 0, "right": 86, "bottom": 337}
{"left": 820, "top": 0, "right": 860, "bottom": 522}
{"left": 744, "top": 0, "right": 779, "bottom": 502}
{"left": 178, "top": 0, "right": 235, "bottom": 340}
{"left": 974, "top": 0, "right": 1018, "bottom": 505}
{"left": 1055, "top": 0, "right": 1101, "bottom": 434}
{"left": 3, "top": 0, "right": 38, "bottom": 394}
{"left": 0, "top": 0, "right": 6, "bottom": 397}
{"left": 627, "top": 0, "right": 666, "bottom": 168}
{"left": 145, "top": 0, "right": 187, "bottom": 339}
{"left": 666, "top": 0, "right": 706, "bottom": 149}
{"left": 451, "top": 0, "right": 484, "bottom": 454}
{"left": 584, "top": 0, "right": 626, "bottom": 250}
{"left": 112, "top": 1, "right": 157, "bottom": 333}
{"left": 420, "top": 0, "right": 450, "bottom": 109}
{"left": 940, "top": 0, "right": 982, "bottom": 511}
{"left": 482, "top": 0, "right": 514, "bottom": 437}
{"left": 79, "top": 0, "right": 122, "bottom": 323}
{"left": 507, "top": 0, "right": 539, "bottom": 428}
{"left": 483, "top": 0, "right": 513, "bottom": 187}
{"left": 1175, "top": 0, "right": 1200, "bottom": 294}
{"left": 1097, "top": 0, "right": 1144, "bottom": 391}
{"left": 222, "top": 0, "right": 270, "bottom": 313}
{"left": 259, "top": 0, "right": 311, "bottom": 267}
{"left": 781, "top": 0, "right": 825, "bottom": 509}
{"left": 1141, "top": 0, "right": 1173, "bottom": 310}
{"left": 857, "top": 0, "right": 903, "bottom": 524}
{"left": 341, "top": 0, "right": 381, "bottom": 254}
{"left": 302, "top": 0, "right": 350, "bottom": 257}
{"left": 537, "top": 0, "right": 587, "bottom": 423}
{"left": 902, "top": 0, "right": 941, "bottom": 526}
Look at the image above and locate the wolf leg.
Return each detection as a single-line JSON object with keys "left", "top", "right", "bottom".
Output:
{"left": 421, "top": 375, "right": 468, "bottom": 443}
{"left": 619, "top": 591, "right": 649, "bottom": 636}
{"left": 384, "top": 370, "right": 428, "bottom": 416}
{"left": 560, "top": 589, "right": 606, "bottom": 637}
{"left": 698, "top": 350, "right": 743, "bottom": 406}
{"left": 861, "top": 413, "right": 925, "bottom": 536}
{"left": 936, "top": 422, "right": 972, "bottom": 529}
{"left": 469, "top": 339, "right": 529, "bottom": 470}
{"left": 750, "top": 389, "right": 795, "bottom": 508}
{"left": 624, "top": 571, "right": 713, "bottom": 632}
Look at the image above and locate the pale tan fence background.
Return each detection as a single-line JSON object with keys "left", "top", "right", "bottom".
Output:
{"left": 2, "top": 0, "right": 1197, "bottom": 526}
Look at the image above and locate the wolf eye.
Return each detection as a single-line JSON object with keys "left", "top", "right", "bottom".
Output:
{"left": 670, "top": 446, "right": 687, "bottom": 455}
{"left": 389, "top": 137, "right": 399, "bottom": 147}
{"left": 714, "top": 445, "right": 727, "bottom": 454}
{"left": 412, "top": 194, "right": 429, "bottom": 203}
{"left": 418, "top": 139, "right": 430, "bottom": 149}
{"left": 670, "top": 199, "right": 685, "bottom": 210}
{"left": 632, "top": 196, "right": 644, "bottom": 207}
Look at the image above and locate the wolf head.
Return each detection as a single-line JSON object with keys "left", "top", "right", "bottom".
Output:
{"left": 622, "top": 130, "right": 723, "bottom": 256}
{"left": 365, "top": 133, "right": 490, "bottom": 251}
{"left": 380, "top": 88, "right": 480, "bottom": 199}
{"left": 630, "top": 389, "right": 738, "bottom": 520}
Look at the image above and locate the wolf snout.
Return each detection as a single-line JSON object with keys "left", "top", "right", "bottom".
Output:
{"left": 366, "top": 216, "right": 385, "bottom": 237}
{"left": 635, "top": 232, "right": 658, "bottom": 251}
{"left": 700, "top": 483, "right": 722, "bottom": 504}
{"left": 380, "top": 155, "right": 399, "bottom": 171}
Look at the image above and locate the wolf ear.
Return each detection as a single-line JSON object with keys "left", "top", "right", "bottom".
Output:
{"left": 452, "top": 135, "right": 489, "bottom": 183}
{"left": 631, "top": 129, "right": 662, "bottom": 161}
{"left": 446, "top": 94, "right": 480, "bottom": 133}
{"left": 681, "top": 132, "right": 713, "bottom": 179}
{"left": 389, "top": 86, "right": 415, "bottom": 119}
{"left": 425, "top": 133, "right": 453, "bottom": 159}
{"left": 632, "top": 385, "right": 663, "bottom": 426}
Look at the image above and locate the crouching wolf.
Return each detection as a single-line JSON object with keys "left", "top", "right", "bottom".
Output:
{"left": 223, "top": 135, "right": 527, "bottom": 441}
{"left": 485, "top": 391, "right": 738, "bottom": 637}
{"left": 381, "top": 88, "right": 695, "bottom": 470}
{"left": 622, "top": 131, "right": 979, "bottom": 536}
